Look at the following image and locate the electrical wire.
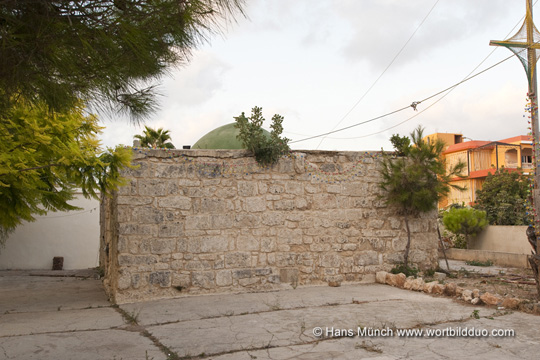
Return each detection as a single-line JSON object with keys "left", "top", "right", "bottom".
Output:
{"left": 290, "top": 2, "right": 537, "bottom": 144}
{"left": 315, "top": 0, "right": 441, "bottom": 149}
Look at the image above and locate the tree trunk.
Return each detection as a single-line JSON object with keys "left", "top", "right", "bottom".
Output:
{"left": 437, "top": 225, "right": 450, "bottom": 271}
{"left": 403, "top": 215, "right": 411, "bottom": 268}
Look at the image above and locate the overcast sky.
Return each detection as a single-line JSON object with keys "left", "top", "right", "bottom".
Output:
{"left": 99, "top": 0, "right": 535, "bottom": 152}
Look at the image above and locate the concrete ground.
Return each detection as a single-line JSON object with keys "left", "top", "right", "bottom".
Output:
{"left": 1, "top": 266, "right": 539, "bottom": 360}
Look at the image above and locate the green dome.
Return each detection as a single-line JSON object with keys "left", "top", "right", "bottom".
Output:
{"left": 192, "top": 123, "right": 271, "bottom": 150}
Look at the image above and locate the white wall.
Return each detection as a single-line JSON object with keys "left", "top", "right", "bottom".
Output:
{"left": 469, "top": 225, "right": 531, "bottom": 255}
{"left": 0, "top": 193, "right": 100, "bottom": 270}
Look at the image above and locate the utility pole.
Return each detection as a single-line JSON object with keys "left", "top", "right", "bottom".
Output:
{"left": 490, "top": 0, "right": 540, "bottom": 297}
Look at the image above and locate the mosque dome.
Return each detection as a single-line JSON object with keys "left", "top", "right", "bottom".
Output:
{"left": 191, "top": 123, "right": 271, "bottom": 149}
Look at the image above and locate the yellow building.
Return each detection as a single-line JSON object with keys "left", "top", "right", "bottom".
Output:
{"left": 423, "top": 133, "right": 533, "bottom": 208}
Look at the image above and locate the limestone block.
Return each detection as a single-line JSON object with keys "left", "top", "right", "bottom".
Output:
{"left": 224, "top": 252, "right": 251, "bottom": 268}
{"left": 216, "top": 270, "right": 233, "bottom": 286}
{"left": 238, "top": 181, "right": 258, "bottom": 196}
{"left": 313, "top": 193, "right": 337, "bottom": 209}
{"left": 155, "top": 163, "right": 184, "bottom": 178}
{"left": 305, "top": 184, "right": 320, "bottom": 194}
{"left": 150, "top": 239, "right": 175, "bottom": 254}
{"left": 187, "top": 236, "right": 227, "bottom": 253}
{"left": 386, "top": 273, "right": 406, "bottom": 288}
{"left": 268, "top": 184, "right": 285, "bottom": 194}
{"left": 342, "top": 183, "right": 368, "bottom": 196}
{"left": 354, "top": 251, "right": 379, "bottom": 266}
{"left": 118, "top": 255, "right": 157, "bottom": 266}
{"left": 410, "top": 278, "right": 425, "bottom": 291}
{"left": 432, "top": 283, "right": 444, "bottom": 295}
{"left": 138, "top": 179, "right": 177, "bottom": 196}
{"left": 274, "top": 199, "right": 296, "bottom": 211}
{"left": 117, "top": 196, "right": 153, "bottom": 206}
{"left": 117, "top": 272, "right": 131, "bottom": 290}
{"left": 277, "top": 228, "right": 303, "bottom": 245}
{"left": 501, "top": 297, "right": 521, "bottom": 309}
{"left": 234, "top": 213, "right": 261, "bottom": 228}
{"left": 462, "top": 289, "right": 473, "bottom": 302}
{"left": 149, "top": 271, "right": 171, "bottom": 287}
{"left": 158, "top": 196, "right": 192, "bottom": 210}
{"left": 158, "top": 223, "right": 184, "bottom": 238}
{"left": 260, "top": 237, "right": 276, "bottom": 252}
{"left": 280, "top": 268, "right": 299, "bottom": 284}
{"left": 244, "top": 197, "right": 267, "bottom": 212}
{"left": 444, "top": 282, "right": 457, "bottom": 296}
{"left": 191, "top": 271, "right": 215, "bottom": 289}
{"left": 375, "top": 271, "right": 388, "bottom": 284}
{"left": 403, "top": 276, "right": 414, "bottom": 290}
{"left": 239, "top": 277, "right": 260, "bottom": 287}
{"left": 237, "top": 235, "right": 260, "bottom": 251}
{"left": 118, "top": 224, "right": 157, "bottom": 236}
{"left": 472, "top": 289, "right": 480, "bottom": 299}
{"left": 132, "top": 207, "right": 164, "bottom": 224}
{"left": 471, "top": 298, "right": 481, "bottom": 305}
{"left": 480, "top": 292, "right": 501, "bottom": 306}
{"left": 368, "top": 219, "right": 385, "bottom": 229}
{"left": 286, "top": 182, "right": 304, "bottom": 195}
{"left": 321, "top": 253, "right": 341, "bottom": 268}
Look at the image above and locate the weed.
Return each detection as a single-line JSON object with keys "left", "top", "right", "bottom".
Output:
{"left": 424, "top": 268, "right": 436, "bottom": 277}
{"left": 264, "top": 298, "right": 282, "bottom": 311}
{"left": 465, "top": 260, "right": 493, "bottom": 267}
{"left": 124, "top": 309, "right": 140, "bottom": 325}
{"left": 390, "top": 264, "right": 419, "bottom": 277}
{"left": 471, "top": 310, "right": 480, "bottom": 319}
{"left": 300, "top": 319, "right": 306, "bottom": 334}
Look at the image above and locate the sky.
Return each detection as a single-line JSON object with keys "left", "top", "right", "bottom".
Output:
{"left": 99, "top": 0, "right": 536, "bottom": 152}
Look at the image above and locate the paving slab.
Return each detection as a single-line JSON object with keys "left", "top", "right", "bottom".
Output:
{"left": 3, "top": 270, "right": 540, "bottom": 359}
{"left": 0, "top": 329, "right": 166, "bottom": 360}
{"left": 0, "top": 272, "right": 110, "bottom": 313}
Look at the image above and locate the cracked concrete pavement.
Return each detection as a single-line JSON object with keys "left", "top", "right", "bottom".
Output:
{"left": 1, "top": 268, "right": 540, "bottom": 360}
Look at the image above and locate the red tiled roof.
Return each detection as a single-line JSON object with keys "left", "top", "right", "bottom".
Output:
{"left": 443, "top": 140, "right": 491, "bottom": 154}
{"left": 498, "top": 135, "right": 532, "bottom": 143}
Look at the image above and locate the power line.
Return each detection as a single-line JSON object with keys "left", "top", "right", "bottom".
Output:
{"left": 315, "top": 0, "right": 441, "bottom": 149}
{"left": 290, "top": 52, "right": 517, "bottom": 144}
{"left": 290, "top": 2, "right": 536, "bottom": 144}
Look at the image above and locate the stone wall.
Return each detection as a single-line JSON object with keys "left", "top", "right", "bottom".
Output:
{"left": 100, "top": 149, "right": 438, "bottom": 303}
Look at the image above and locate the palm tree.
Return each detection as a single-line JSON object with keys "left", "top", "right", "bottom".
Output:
{"left": 134, "top": 126, "right": 175, "bottom": 149}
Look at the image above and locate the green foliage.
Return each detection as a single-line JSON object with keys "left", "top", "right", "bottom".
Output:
{"left": 234, "top": 106, "right": 290, "bottom": 166}
{"left": 465, "top": 260, "right": 493, "bottom": 267}
{"left": 0, "top": 0, "right": 244, "bottom": 121}
{"left": 379, "top": 126, "right": 466, "bottom": 266}
{"left": 0, "top": 99, "right": 133, "bottom": 246}
{"left": 474, "top": 168, "right": 530, "bottom": 225}
{"left": 390, "top": 264, "right": 419, "bottom": 277}
{"left": 442, "top": 207, "right": 487, "bottom": 247}
{"left": 390, "top": 134, "right": 410, "bottom": 156}
{"left": 134, "top": 126, "right": 175, "bottom": 149}
{"left": 452, "top": 234, "right": 468, "bottom": 249}
{"left": 380, "top": 126, "right": 466, "bottom": 216}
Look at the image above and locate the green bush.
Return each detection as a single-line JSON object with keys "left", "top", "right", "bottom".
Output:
{"left": 442, "top": 207, "right": 487, "bottom": 248}
{"left": 390, "top": 264, "right": 419, "bottom": 277}
{"left": 234, "top": 106, "right": 290, "bottom": 166}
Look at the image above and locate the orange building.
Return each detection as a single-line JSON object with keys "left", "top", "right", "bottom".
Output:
{"left": 423, "top": 133, "right": 533, "bottom": 208}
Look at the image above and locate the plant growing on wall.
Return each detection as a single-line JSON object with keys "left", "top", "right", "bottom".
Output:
{"left": 474, "top": 167, "right": 529, "bottom": 225}
{"left": 134, "top": 126, "right": 175, "bottom": 149}
{"left": 379, "top": 126, "right": 466, "bottom": 268}
{"left": 234, "top": 106, "right": 290, "bottom": 166}
{"left": 442, "top": 207, "right": 488, "bottom": 247}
